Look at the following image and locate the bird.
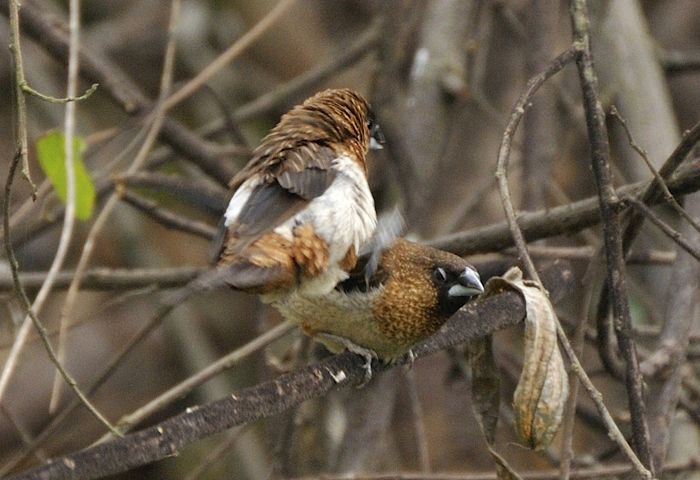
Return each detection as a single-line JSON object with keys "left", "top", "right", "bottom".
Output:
{"left": 270, "top": 238, "right": 484, "bottom": 377}
{"left": 214, "top": 88, "right": 384, "bottom": 300}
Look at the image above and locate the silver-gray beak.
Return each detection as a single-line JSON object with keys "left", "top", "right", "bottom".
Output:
{"left": 369, "top": 137, "right": 384, "bottom": 150}
{"left": 447, "top": 267, "right": 484, "bottom": 298}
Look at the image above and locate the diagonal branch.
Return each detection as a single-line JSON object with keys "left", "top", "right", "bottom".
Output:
{"left": 7, "top": 263, "right": 573, "bottom": 480}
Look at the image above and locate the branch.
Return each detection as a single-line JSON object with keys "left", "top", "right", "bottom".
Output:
{"left": 118, "top": 190, "right": 217, "bottom": 240}
{"left": 570, "top": 0, "right": 653, "bottom": 473}
{"left": 430, "top": 158, "right": 700, "bottom": 256}
{"left": 7, "top": 263, "right": 574, "bottom": 480}
{"left": 0, "top": 0, "right": 234, "bottom": 185}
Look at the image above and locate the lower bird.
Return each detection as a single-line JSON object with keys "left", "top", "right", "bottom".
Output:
{"left": 270, "top": 238, "right": 484, "bottom": 377}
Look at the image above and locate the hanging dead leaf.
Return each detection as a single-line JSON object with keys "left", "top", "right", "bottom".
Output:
{"left": 483, "top": 267, "right": 569, "bottom": 450}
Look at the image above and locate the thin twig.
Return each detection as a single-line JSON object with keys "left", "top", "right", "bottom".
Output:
{"left": 117, "top": 171, "right": 227, "bottom": 215}
{"left": 495, "top": 46, "right": 576, "bottom": 282}
{"left": 162, "top": 0, "right": 297, "bottom": 111}
{"left": 3, "top": 154, "right": 120, "bottom": 437}
{"left": 49, "top": 0, "right": 85, "bottom": 413}
{"left": 51, "top": 0, "right": 182, "bottom": 413}
{"left": 503, "top": 245, "right": 676, "bottom": 265}
{"left": 624, "top": 197, "right": 700, "bottom": 262}
{"left": 0, "top": 267, "right": 203, "bottom": 293}
{"left": 96, "top": 321, "right": 293, "bottom": 443}
{"left": 286, "top": 456, "right": 700, "bottom": 479}
{"left": 7, "top": 0, "right": 36, "bottom": 193}
{"left": 570, "top": 0, "right": 654, "bottom": 473}
{"left": 182, "top": 427, "right": 247, "bottom": 480}
{"left": 0, "top": 0, "right": 234, "bottom": 185}
{"left": 118, "top": 189, "right": 217, "bottom": 240}
{"left": 403, "top": 369, "right": 431, "bottom": 472}
{"left": 2, "top": 0, "right": 117, "bottom": 434}
{"left": 20, "top": 81, "right": 98, "bottom": 103}
{"left": 610, "top": 105, "right": 700, "bottom": 236}
{"left": 431, "top": 160, "right": 700, "bottom": 256}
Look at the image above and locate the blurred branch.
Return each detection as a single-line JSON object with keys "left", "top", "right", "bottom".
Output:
{"left": 0, "top": 267, "right": 203, "bottom": 292}
{"left": 660, "top": 48, "right": 700, "bottom": 74}
{"left": 522, "top": 1, "right": 559, "bottom": 210}
{"left": 495, "top": 46, "right": 575, "bottom": 280}
{"left": 296, "top": 456, "right": 700, "bottom": 479}
{"left": 8, "top": 263, "right": 574, "bottom": 480}
{"left": 117, "top": 172, "right": 228, "bottom": 216}
{"left": 430, "top": 158, "right": 700, "bottom": 256}
{"left": 504, "top": 245, "right": 676, "bottom": 265}
{"left": 234, "top": 21, "right": 381, "bottom": 124}
{"left": 162, "top": 0, "right": 297, "bottom": 110}
{"left": 624, "top": 198, "right": 700, "bottom": 262}
{"left": 0, "top": 0, "right": 235, "bottom": 184}
{"left": 118, "top": 189, "right": 217, "bottom": 240}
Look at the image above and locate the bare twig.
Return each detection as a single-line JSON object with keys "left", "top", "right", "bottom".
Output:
{"left": 118, "top": 172, "right": 227, "bottom": 215}
{"left": 2, "top": 154, "right": 120, "bottom": 437}
{"left": 430, "top": 159, "right": 700, "bottom": 256}
{"left": 0, "top": 0, "right": 234, "bottom": 184}
{"left": 624, "top": 198, "right": 700, "bottom": 262}
{"left": 163, "top": 0, "right": 297, "bottom": 111}
{"left": 495, "top": 46, "right": 576, "bottom": 281}
{"left": 610, "top": 106, "right": 700, "bottom": 236}
{"left": 503, "top": 245, "right": 676, "bottom": 265}
{"left": 97, "top": 321, "right": 293, "bottom": 443}
{"left": 118, "top": 189, "right": 217, "bottom": 240}
{"left": 0, "top": 267, "right": 204, "bottom": 293}
{"left": 2, "top": 0, "right": 118, "bottom": 435}
{"left": 570, "top": 0, "right": 653, "bottom": 473}
{"left": 293, "top": 457, "right": 700, "bottom": 479}
{"left": 51, "top": 0, "right": 183, "bottom": 412}
{"left": 7, "top": 0, "right": 36, "bottom": 192}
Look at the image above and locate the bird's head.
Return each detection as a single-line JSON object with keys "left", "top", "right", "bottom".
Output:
{"left": 259, "top": 88, "right": 383, "bottom": 172}
{"left": 367, "top": 239, "right": 484, "bottom": 344}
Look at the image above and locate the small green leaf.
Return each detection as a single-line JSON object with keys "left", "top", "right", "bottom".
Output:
{"left": 36, "top": 131, "right": 95, "bottom": 220}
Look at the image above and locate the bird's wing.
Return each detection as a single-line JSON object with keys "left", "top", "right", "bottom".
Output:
{"left": 215, "top": 143, "right": 338, "bottom": 258}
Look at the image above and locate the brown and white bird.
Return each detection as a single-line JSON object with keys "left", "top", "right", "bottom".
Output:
{"left": 215, "top": 88, "right": 383, "bottom": 299}
{"left": 271, "top": 238, "right": 484, "bottom": 367}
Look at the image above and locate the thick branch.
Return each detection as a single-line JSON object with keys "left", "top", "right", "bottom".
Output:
{"left": 7, "top": 263, "right": 573, "bottom": 480}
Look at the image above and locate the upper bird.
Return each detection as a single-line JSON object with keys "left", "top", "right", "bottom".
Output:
{"left": 272, "top": 238, "right": 484, "bottom": 365}
{"left": 216, "top": 89, "right": 383, "bottom": 299}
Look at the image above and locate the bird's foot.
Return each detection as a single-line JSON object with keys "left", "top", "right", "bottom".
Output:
{"left": 314, "top": 333, "right": 378, "bottom": 387}
{"left": 402, "top": 349, "right": 416, "bottom": 373}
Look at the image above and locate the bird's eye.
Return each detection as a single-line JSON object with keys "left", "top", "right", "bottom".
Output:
{"left": 433, "top": 267, "right": 448, "bottom": 283}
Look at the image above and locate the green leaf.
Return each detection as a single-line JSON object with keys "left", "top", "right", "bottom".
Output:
{"left": 36, "top": 131, "right": 95, "bottom": 220}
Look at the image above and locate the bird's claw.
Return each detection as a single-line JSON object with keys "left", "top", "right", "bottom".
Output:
{"left": 315, "top": 333, "right": 378, "bottom": 387}
{"left": 402, "top": 349, "right": 416, "bottom": 373}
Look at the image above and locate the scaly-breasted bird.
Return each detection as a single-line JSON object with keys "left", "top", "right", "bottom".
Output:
{"left": 215, "top": 88, "right": 383, "bottom": 299}
{"left": 271, "top": 238, "right": 484, "bottom": 370}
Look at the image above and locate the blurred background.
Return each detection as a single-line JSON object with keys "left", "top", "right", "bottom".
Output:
{"left": 1, "top": 0, "right": 700, "bottom": 478}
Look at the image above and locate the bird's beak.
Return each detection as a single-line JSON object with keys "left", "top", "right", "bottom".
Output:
{"left": 369, "top": 137, "right": 384, "bottom": 150}
{"left": 448, "top": 267, "right": 484, "bottom": 298}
